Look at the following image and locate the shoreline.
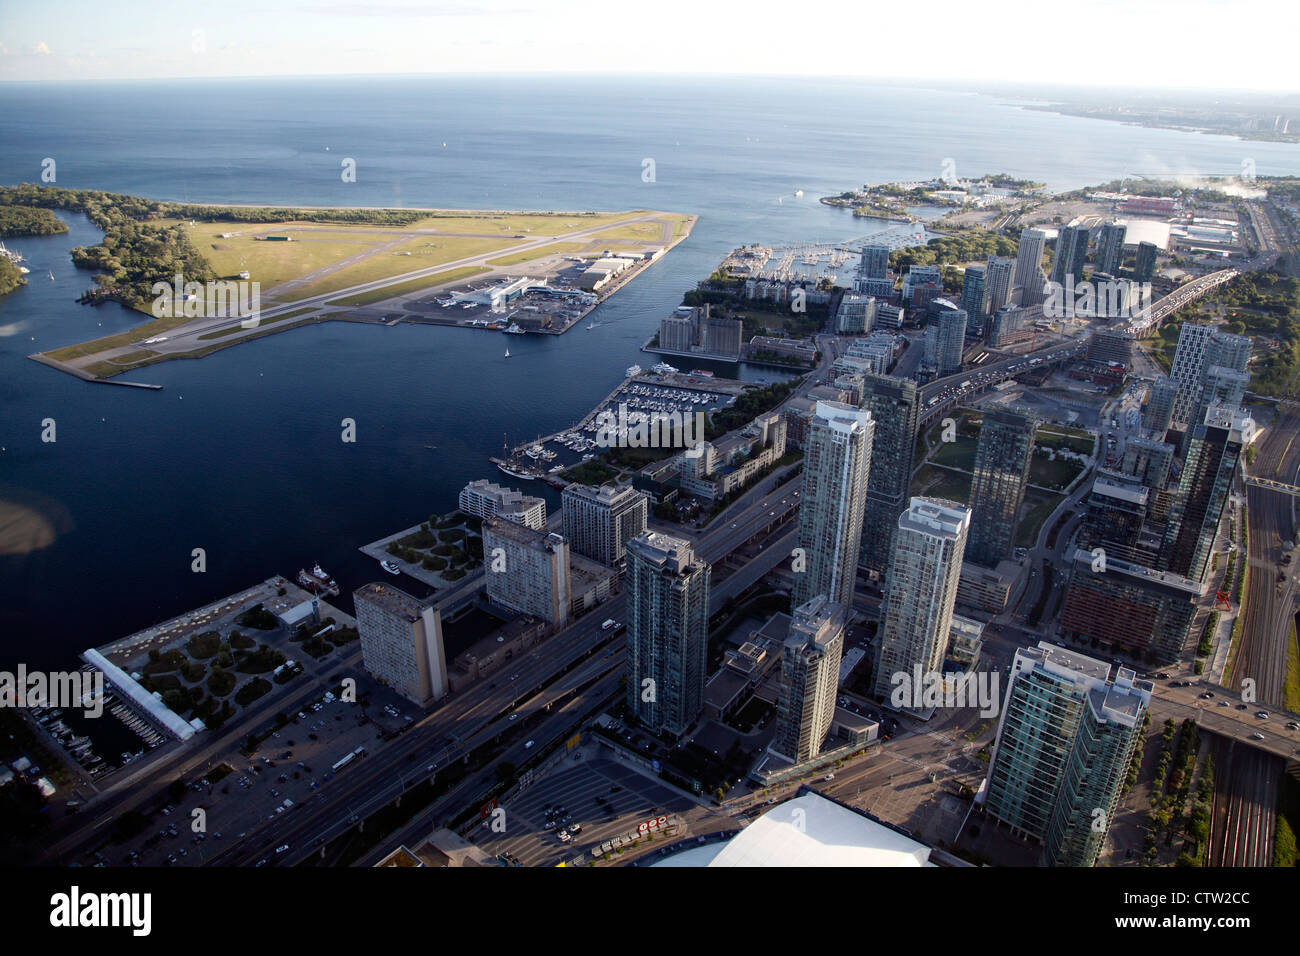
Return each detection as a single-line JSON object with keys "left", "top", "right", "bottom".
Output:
{"left": 27, "top": 206, "right": 697, "bottom": 385}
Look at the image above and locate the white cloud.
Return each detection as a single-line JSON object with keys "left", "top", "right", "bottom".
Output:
{"left": 30, "top": 40, "right": 51, "bottom": 55}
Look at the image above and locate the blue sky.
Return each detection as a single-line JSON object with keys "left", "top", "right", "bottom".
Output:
{"left": 1, "top": 0, "right": 1296, "bottom": 90}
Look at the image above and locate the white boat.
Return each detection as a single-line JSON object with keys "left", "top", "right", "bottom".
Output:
{"left": 626, "top": 364, "right": 643, "bottom": 377}
{"left": 380, "top": 560, "right": 401, "bottom": 575}
{"left": 651, "top": 362, "right": 678, "bottom": 374}
{"left": 504, "top": 324, "right": 526, "bottom": 334}
{"left": 496, "top": 462, "right": 536, "bottom": 480}
{"left": 298, "top": 563, "right": 340, "bottom": 596}
{"left": 505, "top": 347, "right": 511, "bottom": 358}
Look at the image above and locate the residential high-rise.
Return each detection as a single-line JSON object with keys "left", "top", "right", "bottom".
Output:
{"left": 930, "top": 298, "right": 967, "bottom": 376}
{"left": 1050, "top": 225, "right": 1089, "bottom": 286}
{"left": 1206, "top": 330, "right": 1252, "bottom": 374}
{"left": 1169, "top": 323, "right": 1252, "bottom": 427}
{"left": 483, "top": 516, "right": 571, "bottom": 627}
{"left": 1168, "top": 322, "right": 1217, "bottom": 426}
{"left": 857, "top": 375, "right": 921, "bottom": 574}
{"left": 959, "top": 264, "right": 987, "bottom": 324}
{"left": 987, "top": 304, "right": 1024, "bottom": 348}
{"left": 1013, "top": 227, "right": 1048, "bottom": 305}
{"left": 835, "top": 293, "right": 878, "bottom": 335}
{"left": 984, "top": 642, "right": 1151, "bottom": 867}
{"left": 1044, "top": 668, "right": 1151, "bottom": 867}
{"left": 871, "top": 498, "right": 971, "bottom": 703}
{"left": 793, "top": 401, "right": 874, "bottom": 610}
{"left": 965, "top": 408, "right": 1036, "bottom": 567}
{"left": 1059, "top": 549, "right": 1203, "bottom": 663}
{"left": 1133, "top": 240, "right": 1158, "bottom": 283}
{"left": 1143, "top": 375, "right": 1178, "bottom": 436}
{"left": 354, "top": 583, "right": 448, "bottom": 706}
{"left": 1097, "top": 222, "right": 1127, "bottom": 275}
{"left": 1189, "top": 365, "right": 1250, "bottom": 441}
{"left": 1121, "top": 436, "right": 1175, "bottom": 489}
{"left": 624, "top": 531, "right": 711, "bottom": 737}
{"left": 561, "top": 482, "right": 648, "bottom": 568}
{"left": 858, "top": 244, "right": 890, "bottom": 281}
{"left": 769, "top": 595, "right": 846, "bottom": 764}
{"left": 903, "top": 264, "right": 942, "bottom": 304}
{"left": 1159, "top": 405, "right": 1248, "bottom": 583}
{"left": 984, "top": 256, "right": 1016, "bottom": 316}
{"left": 1077, "top": 476, "right": 1149, "bottom": 563}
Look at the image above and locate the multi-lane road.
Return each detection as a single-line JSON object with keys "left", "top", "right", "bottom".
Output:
{"left": 159, "top": 476, "right": 803, "bottom": 867}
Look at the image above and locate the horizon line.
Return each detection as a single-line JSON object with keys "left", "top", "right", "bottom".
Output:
{"left": 0, "top": 71, "right": 1298, "bottom": 98}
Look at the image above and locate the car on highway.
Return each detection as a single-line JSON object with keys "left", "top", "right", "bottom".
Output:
{"left": 1251, "top": 733, "right": 1266, "bottom": 741}
{"left": 1256, "top": 711, "right": 1269, "bottom": 720}
{"left": 525, "top": 740, "right": 534, "bottom": 749}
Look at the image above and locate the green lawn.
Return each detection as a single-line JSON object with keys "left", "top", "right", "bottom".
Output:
{"left": 1036, "top": 429, "right": 1095, "bottom": 456}
{"left": 1029, "top": 451, "right": 1086, "bottom": 490}
{"left": 912, "top": 464, "right": 972, "bottom": 504}
{"left": 930, "top": 434, "right": 979, "bottom": 471}
{"left": 487, "top": 241, "right": 586, "bottom": 267}
{"left": 279, "top": 235, "right": 516, "bottom": 302}
{"left": 1016, "top": 491, "right": 1064, "bottom": 548}
{"left": 326, "top": 266, "right": 491, "bottom": 306}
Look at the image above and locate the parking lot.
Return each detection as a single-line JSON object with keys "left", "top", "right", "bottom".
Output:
{"left": 472, "top": 748, "right": 705, "bottom": 866}
{"left": 100, "top": 689, "right": 385, "bottom": 868}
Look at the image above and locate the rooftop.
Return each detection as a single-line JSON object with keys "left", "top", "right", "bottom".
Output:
{"left": 354, "top": 582, "right": 427, "bottom": 621}
{"left": 663, "top": 789, "right": 936, "bottom": 867}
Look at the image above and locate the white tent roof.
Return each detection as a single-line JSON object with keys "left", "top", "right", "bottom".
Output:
{"left": 705, "top": 791, "right": 934, "bottom": 867}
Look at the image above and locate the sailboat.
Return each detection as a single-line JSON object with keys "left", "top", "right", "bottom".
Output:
{"left": 49, "top": 270, "right": 55, "bottom": 281}
{"left": 504, "top": 346, "right": 511, "bottom": 358}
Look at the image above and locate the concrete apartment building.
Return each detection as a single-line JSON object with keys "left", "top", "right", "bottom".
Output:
{"left": 657, "top": 304, "right": 743, "bottom": 358}
{"left": 1121, "top": 435, "right": 1175, "bottom": 490}
{"left": 458, "top": 478, "right": 547, "bottom": 530}
{"left": 835, "top": 293, "right": 878, "bottom": 335}
{"left": 483, "top": 516, "right": 571, "bottom": 628}
{"left": 561, "top": 482, "right": 648, "bottom": 568}
{"left": 677, "top": 412, "right": 787, "bottom": 501}
{"left": 1059, "top": 549, "right": 1203, "bottom": 663}
{"left": 354, "top": 582, "right": 449, "bottom": 706}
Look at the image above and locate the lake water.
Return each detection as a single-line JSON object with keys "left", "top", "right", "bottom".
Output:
{"left": 2, "top": 74, "right": 1299, "bottom": 666}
